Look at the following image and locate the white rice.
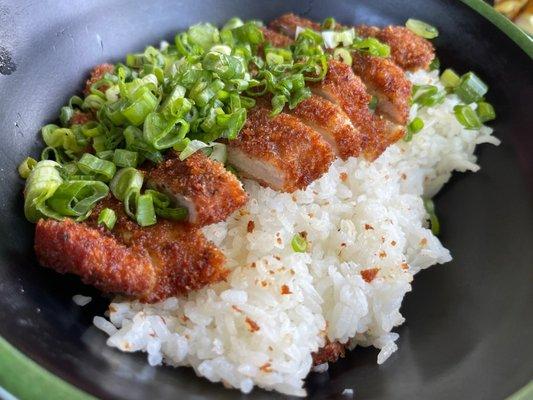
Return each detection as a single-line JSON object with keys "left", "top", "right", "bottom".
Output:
{"left": 72, "top": 294, "right": 92, "bottom": 306}
{"left": 94, "top": 70, "right": 499, "bottom": 396}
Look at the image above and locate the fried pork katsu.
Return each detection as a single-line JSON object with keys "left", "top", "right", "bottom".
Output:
{"left": 351, "top": 52, "right": 412, "bottom": 125}
{"left": 147, "top": 151, "right": 247, "bottom": 227}
{"left": 357, "top": 25, "right": 435, "bottom": 71}
{"left": 32, "top": 14, "right": 434, "bottom": 303}
{"left": 287, "top": 95, "right": 364, "bottom": 160}
{"left": 35, "top": 197, "right": 227, "bottom": 302}
{"left": 268, "top": 13, "right": 321, "bottom": 37}
{"left": 311, "top": 60, "right": 404, "bottom": 160}
{"left": 227, "top": 105, "right": 335, "bottom": 192}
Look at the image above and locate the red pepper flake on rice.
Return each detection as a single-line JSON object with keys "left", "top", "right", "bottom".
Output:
{"left": 247, "top": 220, "right": 255, "bottom": 233}
{"left": 281, "top": 284, "right": 292, "bottom": 295}
{"left": 361, "top": 268, "right": 380, "bottom": 283}
{"left": 245, "top": 317, "right": 260, "bottom": 332}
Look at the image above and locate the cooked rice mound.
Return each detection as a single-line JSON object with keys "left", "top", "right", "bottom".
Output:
{"left": 95, "top": 70, "right": 499, "bottom": 396}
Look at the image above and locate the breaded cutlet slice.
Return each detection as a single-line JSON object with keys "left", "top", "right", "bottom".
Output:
{"left": 287, "top": 95, "right": 364, "bottom": 160}
{"left": 268, "top": 13, "right": 321, "bottom": 37}
{"left": 227, "top": 105, "right": 335, "bottom": 192}
{"left": 269, "top": 15, "right": 411, "bottom": 128}
{"left": 357, "top": 25, "right": 435, "bottom": 71}
{"left": 35, "top": 198, "right": 228, "bottom": 302}
{"left": 146, "top": 151, "right": 247, "bottom": 227}
{"left": 311, "top": 60, "right": 404, "bottom": 160}
{"left": 260, "top": 27, "right": 294, "bottom": 47}
{"left": 35, "top": 218, "right": 156, "bottom": 297}
{"left": 351, "top": 52, "right": 412, "bottom": 125}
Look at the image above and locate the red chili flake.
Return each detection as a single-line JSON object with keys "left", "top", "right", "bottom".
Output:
{"left": 361, "top": 268, "right": 380, "bottom": 283}
{"left": 340, "top": 172, "right": 348, "bottom": 182}
{"left": 232, "top": 305, "right": 243, "bottom": 313}
{"left": 247, "top": 220, "right": 255, "bottom": 233}
{"left": 379, "top": 250, "right": 387, "bottom": 258}
{"left": 245, "top": 317, "right": 260, "bottom": 332}
{"left": 260, "top": 362, "right": 272, "bottom": 373}
{"left": 364, "top": 224, "right": 374, "bottom": 230}
{"left": 401, "top": 262, "right": 409, "bottom": 270}
{"left": 281, "top": 284, "right": 292, "bottom": 295}
{"left": 420, "top": 238, "right": 428, "bottom": 246}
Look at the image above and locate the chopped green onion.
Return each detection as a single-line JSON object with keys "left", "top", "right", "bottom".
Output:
{"left": 352, "top": 37, "right": 390, "bottom": 57}
{"left": 424, "top": 198, "right": 440, "bottom": 235}
{"left": 454, "top": 104, "right": 482, "bottom": 129}
{"left": 368, "top": 96, "right": 378, "bottom": 111}
{"left": 405, "top": 19, "right": 439, "bottom": 39}
{"left": 77, "top": 153, "right": 116, "bottom": 182}
{"left": 455, "top": 72, "right": 488, "bottom": 104}
{"left": 208, "top": 142, "right": 227, "bottom": 163}
{"left": 98, "top": 208, "right": 117, "bottom": 230}
{"left": 110, "top": 167, "right": 144, "bottom": 218}
{"left": 113, "top": 149, "right": 138, "bottom": 168}
{"left": 179, "top": 140, "right": 209, "bottom": 160}
{"left": 440, "top": 69, "right": 461, "bottom": 89}
{"left": 321, "top": 17, "right": 336, "bottom": 30}
{"left": 333, "top": 48, "right": 353, "bottom": 66}
{"left": 135, "top": 193, "right": 156, "bottom": 226}
{"left": 47, "top": 180, "right": 109, "bottom": 219}
{"left": 143, "top": 112, "right": 190, "bottom": 150}
{"left": 476, "top": 101, "right": 496, "bottom": 123}
{"left": 23, "top": 160, "right": 64, "bottom": 222}
{"left": 291, "top": 233, "right": 308, "bottom": 253}
{"left": 404, "top": 117, "right": 425, "bottom": 142}
{"left": 18, "top": 157, "right": 37, "bottom": 179}
{"left": 429, "top": 57, "right": 440, "bottom": 71}
{"left": 412, "top": 84, "right": 445, "bottom": 107}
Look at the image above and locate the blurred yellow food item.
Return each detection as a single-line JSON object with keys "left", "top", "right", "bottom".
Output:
{"left": 514, "top": 0, "right": 533, "bottom": 34}
{"left": 494, "top": 0, "right": 533, "bottom": 35}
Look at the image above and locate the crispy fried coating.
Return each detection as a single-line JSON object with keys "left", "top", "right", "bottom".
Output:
{"left": 288, "top": 95, "right": 363, "bottom": 160}
{"left": 268, "top": 13, "right": 321, "bottom": 37}
{"left": 351, "top": 52, "right": 412, "bottom": 125}
{"left": 70, "top": 110, "right": 94, "bottom": 126}
{"left": 35, "top": 218, "right": 155, "bottom": 296}
{"left": 146, "top": 151, "right": 247, "bottom": 227}
{"left": 84, "top": 63, "right": 114, "bottom": 95}
{"left": 260, "top": 27, "right": 294, "bottom": 48}
{"left": 312, "top": 340, "right": 346, "bottom": 365}
{"left": 357, "top": 25, "right": 435, "bottom": 71}
{"left": 35, "top": 197, "right": 228, "bottom": 302}
{"left": 311, "top": 60, "right": 404, "bottom": 160}
{"left": 227, "top": 105, "right": 334, "bottom": 192}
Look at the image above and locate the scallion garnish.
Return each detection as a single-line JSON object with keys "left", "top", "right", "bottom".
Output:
{"left": 333, "top": 48, "right": 353, "bottom": 66}
{"left": 429, "top": 57, "right": 440, "bottom": 71}
{"left": 455, "top": 72, "right": 488, "bottom": 104}
{"left": 423, "top": 198, "right": 440, "bottom": 235}
{"left": 454, "top": 104, "right": 482, "bottom": 130}
{"left": 98, "top": 208, "right": 117, "bottom": 230}
{"left": 291, "top": 233, "right": 308, "bottom": 253}
{"left": 440, "top": 69, "right": 461, "bottom": 89}
{"left": 405, "top": 19, "right": 439, "bottom": 39}
{"left": 404, "top": 117, "right": 424, "bottom": 142}
{"left": 412, "top": 85, "right": 445, "bottom": 107}
{"left": 476, "top": 101, "right": 496, "bottom": 123}
{"left": 135, "top": 193, "right": 156, "bottom": 226}
{"left": 18, "top": 157, "right": 37, "bottom": 179}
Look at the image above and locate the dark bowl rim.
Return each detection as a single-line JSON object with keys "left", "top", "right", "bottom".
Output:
{"left": 0, "top": 0, "right": 531, "bottom": 399}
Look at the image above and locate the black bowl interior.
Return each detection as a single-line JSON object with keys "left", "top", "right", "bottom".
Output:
{"left": 0, "top": 0, "right": 532, "bottom": 399}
